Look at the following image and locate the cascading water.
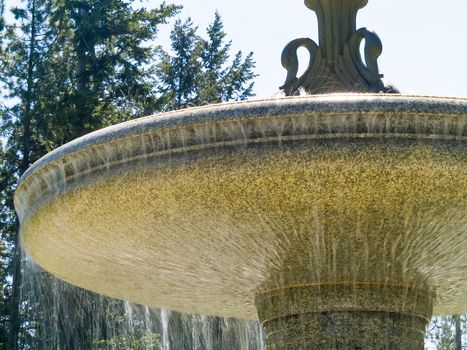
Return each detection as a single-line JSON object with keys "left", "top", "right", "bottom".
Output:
{"left": 15, "top": 95, "right": 467, "bottom": 349}
{"left": 20, "top": 256, "right": 263, "bottom": 350}
{"left": 17, "top": 255, "right": 463, "bottom": 349}
{"left": 161, "top": 309, "right": 170, "bottom": 350}
{"left": 13, "top": 0, "right": 467, "bottom": 347}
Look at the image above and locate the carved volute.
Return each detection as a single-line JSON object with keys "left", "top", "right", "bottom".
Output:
{"left": 281, "top": 0, "right": 398, "bottom": 95}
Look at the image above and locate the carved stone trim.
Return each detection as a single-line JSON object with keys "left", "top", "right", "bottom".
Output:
{"left": 281, "top": 0, "right": 398, "bottom": 95}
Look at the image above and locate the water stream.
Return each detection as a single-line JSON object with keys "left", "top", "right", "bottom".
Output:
{"left": 20, "top": 257, "right": 263, "bottom": 350}
{"left": 15, "top": 97, "right": 467, "bottom": 349}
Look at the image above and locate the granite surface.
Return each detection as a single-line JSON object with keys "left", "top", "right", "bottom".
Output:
{"left": 256, "top": 283, "right": 431, "bottom": 348}
{"left": 14, "top": 94, "right": 467, "bottom": 329}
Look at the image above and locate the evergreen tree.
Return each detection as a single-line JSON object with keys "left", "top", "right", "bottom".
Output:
{"left": 0, "top": 142, "right": 10, "bottom": 350}
{"left": 427, "top": 315, "right": 466, "bottom": 350}
{"left": 0, "top": 0, "right": 4, "bottom": 31}
{"left": 39, "top": 0, "right": 181, "bottom": 145}
{"left": 0, "top": 1, "right": 179, "bottom": 348}
{"left": 0, "top": 2, "right": 258, "bottom": 348}
{"left": 156, "top": 12, "right": 256, "bottom": 111}
{"left": 0, "top": 1, "right": 56, "bottom": 347}
{"left": 156, "top": 17, "right": 201, "bottom": 110}
{"left": 1, "top": 2, "right": 466, "bottom": 350}
{"left": 199, "top": 12, "right": 256, "bottom": 103}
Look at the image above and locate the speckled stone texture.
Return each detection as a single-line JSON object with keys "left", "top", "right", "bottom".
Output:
{"left": 260, "top": 311, "right": 427, "bottom": 349}
{"left": 14, "top": 94, "right": 467, "bottom": 348}
{"left": 256, "top": 283, "right": 432, "bottom": 349}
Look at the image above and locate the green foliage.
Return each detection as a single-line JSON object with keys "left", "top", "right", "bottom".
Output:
{"left": 0, "top": 1, "right": 465, "bottom": 350}
{"left": 95, "top": 332, "right": 161, "bottom": 350}
{"left": 60, "top": 0, "right": 180, "bottom": 129}
{"left": 33, "top": 0, "right": 180, "bottom": 146}
{"left": 426, "top": 315, "right": 467, "bottom": 349}
{"left": 0, "top": 1, "right": 4, "bottom": 31}
{"left": 0, "top": 1, "right": 179, "bottom": 348}
{"left": 156, "top": 12, "right": 256, "bottom": 110}
{"left": 0, "top": 1, "right": 258, "bottom": 349}
{"left": 0, "top": 143, "right": 9, "bottom": 350}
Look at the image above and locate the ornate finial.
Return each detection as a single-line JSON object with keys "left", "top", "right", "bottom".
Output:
{"left": 281, "top": 0, "right": 398, "bottom": 95}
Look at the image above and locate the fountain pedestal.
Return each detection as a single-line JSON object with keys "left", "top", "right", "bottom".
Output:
{"left": 13, "top": 0, "right": 467, "bottom": 347}
{"left": 256, "top": 284, "right": 432, "bottom": 349}
{"left": 15, "top": 95, "right": 467, "bottom": 350}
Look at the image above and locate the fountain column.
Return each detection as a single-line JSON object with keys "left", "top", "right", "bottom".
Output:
{"left": 262, "top": 0, "right": 429, "bottom": 348}
{"left": 256, "top": 283, "right": 432, "bottom": 349}
{"left": 14, "top": 0, "right": 467, "bottom": 349}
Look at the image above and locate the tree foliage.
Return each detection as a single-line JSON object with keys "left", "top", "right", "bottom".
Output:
{"left": 156, "top": 12, "right": 256, "bottom": 110}
{"left": 0, "top": 2, "right": 257, "bottom": 349}
{"left": 0, "top": 1, "right": 179, "bottom": 348}
{"left": 427, "top": 315, "right": 467, "bottom": 350}
{"left": 0, "top": 1, "right": 466, "bottom": 349}
{"left": 0, "top": 1, "right": 467, "bottom": 350}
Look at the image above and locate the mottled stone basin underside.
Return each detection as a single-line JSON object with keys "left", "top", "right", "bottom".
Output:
{"left": 15, "top": 95, "right": 467, "bottom": 320}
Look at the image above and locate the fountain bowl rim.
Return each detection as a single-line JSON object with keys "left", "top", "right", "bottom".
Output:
{"left": 15, "top": 93, "right": 467, "bottom": 195}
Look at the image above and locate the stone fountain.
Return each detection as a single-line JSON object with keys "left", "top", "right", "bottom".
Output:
{"left": 14, "top": 0, "right": 467, "bottom": 349}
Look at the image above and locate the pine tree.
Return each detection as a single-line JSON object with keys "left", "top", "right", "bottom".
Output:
{"left": 0, "top": 1, "right": 179, "bottom": 348}
{"left": 156, "top": 12, "right": 256, "bottom": 111}
{"left": 39, "top": 0, "right": 181, "bottom": 144}
{"left": 200, "top": 12, "right": 255, "bottom": 103}
{"left": 0, "top": 142, "right": 11, "bottom": 349}
{"left": 0, "top": 2, "right": 258, "bottom": 348}
{"left": 0, "top": 1, "right": 55, "bottom": 347}
{"left": 156, "top": 17, "right": 201, "bottom": 110}
{"left": 0, "top": 0, "right": 4, "bottom": 31}
{"left": 427, "top": 315, "right": 466, "bottom": 350}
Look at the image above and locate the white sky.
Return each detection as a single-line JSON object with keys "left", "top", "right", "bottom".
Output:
{"left": 2, "top": 1, "right": 464, "bottom": 347}
{"left": 4, "top": 0, "right": 467, "bottom": 98}
{"left": 158, "top": 0, "right": 467, "bottom": 98}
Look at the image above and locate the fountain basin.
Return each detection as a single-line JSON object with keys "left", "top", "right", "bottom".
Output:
{"left": 15, "top": 94, "right": 467, "bottom": 346}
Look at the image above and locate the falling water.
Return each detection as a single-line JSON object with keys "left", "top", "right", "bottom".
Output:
{"left": 19, "top": 256, "right": 264, "bottom": 350}
{"left": 15, "top": 96, "right": 467, "bottom": 349}
{"left": 18, "top": 254, "right": 461, "bottom": 349}
{"left": 161, "top": 309, "right": 170, "bottom": 350}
